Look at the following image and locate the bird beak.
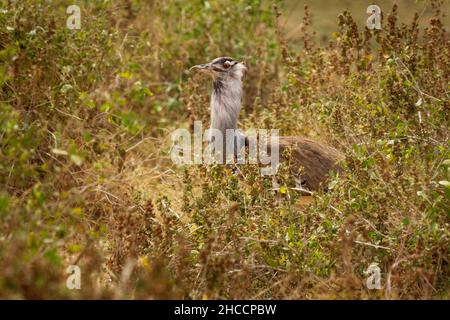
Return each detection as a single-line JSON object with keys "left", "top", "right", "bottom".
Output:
{"left": 189, "top": 63, "right": 212, "bottom": 72}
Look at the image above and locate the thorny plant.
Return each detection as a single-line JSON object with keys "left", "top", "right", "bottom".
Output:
{"left": 0, "top": 0, "right": 448, "bottom": 299}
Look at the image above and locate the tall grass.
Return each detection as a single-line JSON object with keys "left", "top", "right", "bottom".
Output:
{"left": 0, "top": 0, "right": 448, "bottom": 299}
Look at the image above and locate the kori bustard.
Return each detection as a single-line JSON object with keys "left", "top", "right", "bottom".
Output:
{"left": 190, "top": 57, "right": 343, "bottom": 191}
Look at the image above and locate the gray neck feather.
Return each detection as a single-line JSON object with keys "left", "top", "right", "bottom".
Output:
{"left": 207, "top": 63, "right": 247, "bottom": 159}
{"left": 210, "top": 77, "right": 243, "bottom": 134}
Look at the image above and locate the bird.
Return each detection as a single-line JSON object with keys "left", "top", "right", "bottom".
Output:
{"left": 190, "top": 56, "right": 343, "bottom": 191}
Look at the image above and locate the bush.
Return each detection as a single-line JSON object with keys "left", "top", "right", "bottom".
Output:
{"left": 0, "top": 0, "right": 448, "bottom": 299}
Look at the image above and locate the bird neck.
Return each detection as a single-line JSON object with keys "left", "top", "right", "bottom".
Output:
{"left": 210, "top": 76, "right": 243, "bottom": 134}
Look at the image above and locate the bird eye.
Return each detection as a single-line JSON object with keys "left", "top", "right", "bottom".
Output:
{"left": 223, "top": 60, "right": 232, "bottom": 69}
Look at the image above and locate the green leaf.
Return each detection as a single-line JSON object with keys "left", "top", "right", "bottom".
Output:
{"left": 44, "top": 249, "right": 61, "bottom": 266}
{"left": 60, "top": 84, "right": 73, "bottom": 94}
{"left": 402, "top": 217, "right": 410, "bottom": 226}
{"left": 0, "top": 194, "right": 10, "bottom": 217}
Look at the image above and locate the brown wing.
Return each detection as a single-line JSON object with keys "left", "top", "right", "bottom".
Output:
{"left": 244, "top": 135, "right": 343, "bottom": 191}
{"left": 277, "top": 137, "right": 344, "bottom": 191}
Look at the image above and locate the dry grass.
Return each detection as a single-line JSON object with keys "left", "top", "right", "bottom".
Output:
{"left": 0, "top": 0, "right": 448, "bottom": 299}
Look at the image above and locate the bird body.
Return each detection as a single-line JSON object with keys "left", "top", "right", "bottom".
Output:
{"left": 274, "top": 136, "right": 343, "bottom": 191}
{"left": 190, "top": 57, "right": 343, "bottom": 191}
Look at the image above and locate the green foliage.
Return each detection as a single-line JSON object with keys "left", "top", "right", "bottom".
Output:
{"left": 0, "top": 0, "right": 448, "bottom": 299}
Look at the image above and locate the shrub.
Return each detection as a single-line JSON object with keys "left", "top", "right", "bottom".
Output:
{"left": 0, "top": 0, "right": 448, "bottom": 299}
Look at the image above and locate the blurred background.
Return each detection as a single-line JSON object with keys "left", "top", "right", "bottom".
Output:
{"left": 282, "top": 0, "right": 449, "bottom": 43}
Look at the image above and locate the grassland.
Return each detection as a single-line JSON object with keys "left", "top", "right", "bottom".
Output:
{"left": 0, "top": 0, "right": 448, "bottom": 299}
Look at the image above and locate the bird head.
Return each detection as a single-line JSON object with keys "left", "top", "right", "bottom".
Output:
{"left": 190, "top": 57, "right": 246, "bottom": 81}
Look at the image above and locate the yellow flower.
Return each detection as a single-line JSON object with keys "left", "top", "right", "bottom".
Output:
{"left": 138, "top": 256, "right": 150, "bottom": 270}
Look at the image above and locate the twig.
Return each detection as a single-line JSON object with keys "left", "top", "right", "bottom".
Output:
{"left": 394, "top": 54, "right": 442, "bottom": 102}
{"left": 290, "top": 187, "right": 314, "bottom": 195}
{"left": 240, "top": 236, "right": 278, "bottom": 244}
{"left": 54, "top": 107, "right": 83, "bottom": 121}
{"left": 95, "top": 187, "right": 125, "bottom": 204}
{"left": 125, "top": 136, "right": 157, "bottom": 153}
{"left": 354, "top": 240, "right": 391, "bottom": 251}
